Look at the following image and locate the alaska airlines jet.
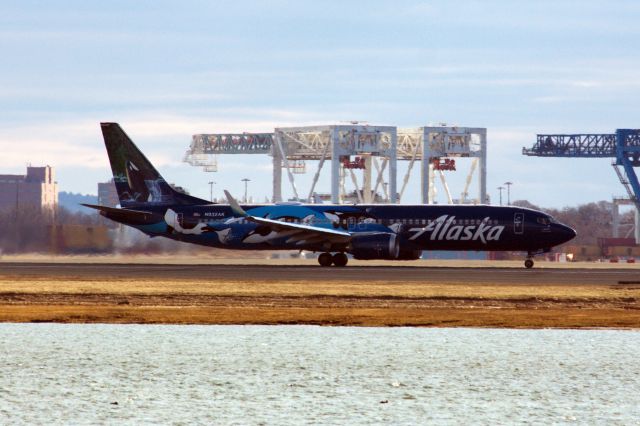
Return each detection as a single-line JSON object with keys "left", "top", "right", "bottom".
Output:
{"left": 84, "top": 123, "right": 576, "bottom": 268}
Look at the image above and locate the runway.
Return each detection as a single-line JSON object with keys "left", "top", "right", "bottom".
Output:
{"left": 1, "top": 262, "right": 639, "bottom": 285}
{"left": 1, "top": 262, "right": 639, "bottom": 327}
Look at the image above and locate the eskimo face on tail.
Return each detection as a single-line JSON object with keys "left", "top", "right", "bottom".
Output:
{"left": 124, "top": 160, "right": 149, "bottom": 201}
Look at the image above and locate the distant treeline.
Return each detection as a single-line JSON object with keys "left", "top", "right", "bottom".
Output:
{"left": 0, "top": 206, "right": 103, "bottom": 253}
{"left": 0, "top": 206, "right": 193, "bottom": 255}
{"left": 513, "top": 200, "right": 635, "bottom": 246}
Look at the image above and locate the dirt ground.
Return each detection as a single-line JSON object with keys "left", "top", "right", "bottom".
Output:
{"left": 1, "top": 256, "right": 638, "bottom": 328}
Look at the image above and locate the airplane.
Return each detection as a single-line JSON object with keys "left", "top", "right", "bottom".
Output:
{"left": 84, "top": 122, "right": 576, "bottom": 268}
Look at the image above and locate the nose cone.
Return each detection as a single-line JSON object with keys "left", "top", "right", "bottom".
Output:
{"left": 556, "top": 223, "right": 577, "bottom": 245}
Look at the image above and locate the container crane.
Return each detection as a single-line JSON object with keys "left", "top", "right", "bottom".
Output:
{"left": 523, "top": 129, "right": 640, "bottom": 243}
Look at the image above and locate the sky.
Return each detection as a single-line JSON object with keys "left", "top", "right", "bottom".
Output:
{"left": 1, "top": 0, "right": 639, "bottom": 208}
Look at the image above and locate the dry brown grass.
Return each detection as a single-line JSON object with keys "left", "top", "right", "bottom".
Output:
{"left": 1, "top": 305, "right": 640, "bottom": 328}
{"left": 1, "top": 270, "right": 639, "bottom": 327}
{"left": 1, "top": 277, "right": 639, "bottom": 300}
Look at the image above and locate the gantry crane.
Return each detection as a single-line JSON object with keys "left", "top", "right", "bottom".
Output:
{"left": 523, "top": 129, "right": 640, "bottom": 243}
{"left": 184, "top": 124, "right": 487, "bottom": 206}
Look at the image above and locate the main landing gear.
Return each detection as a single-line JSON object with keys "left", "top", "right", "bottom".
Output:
{"left": 317, "top": 252, "right": 348, "bottom": 267}
{"left": 524, "top": 258, "right": 534, "bottom": 269}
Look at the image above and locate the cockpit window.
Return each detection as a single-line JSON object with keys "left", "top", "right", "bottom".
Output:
{"left": 536, "top": 217, "right": 551, "bottom": 225}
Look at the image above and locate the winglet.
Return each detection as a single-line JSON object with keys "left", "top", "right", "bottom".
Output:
{"left": 224, "top": 190, "right": 248, "bottom": 217}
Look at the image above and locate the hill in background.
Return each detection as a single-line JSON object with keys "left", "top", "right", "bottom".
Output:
{"left": 58, "top": 192, "right": 97, "bottom": 214}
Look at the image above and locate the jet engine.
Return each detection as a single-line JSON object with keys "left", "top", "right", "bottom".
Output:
{"left": 396, "top": 248, "right": 422, "bottom": 260}
{"left": 349, "top": 233, "right": 400, "bottom": 260}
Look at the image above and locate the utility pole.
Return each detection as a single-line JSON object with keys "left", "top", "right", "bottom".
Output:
{"left": 14, "top": 180, "right": 18, "bottom": 218}
{"left": 241, "top": 178, "right": 251, "bottom": 203}
{"left": 208, "top": 181, "right": 216, "bottom": 202}
{"left": 497, "top": 186, "right": 504, "bottom": 206}
{"left": 504, "top": 181, "right": 513, "bottom": 205}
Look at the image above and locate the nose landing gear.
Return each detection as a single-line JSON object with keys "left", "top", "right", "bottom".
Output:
{"left": 524, "top": 249, "right": 549, "bottom": 268}
{"left": 317, "top": 252, "right": 349, "bottom": 267}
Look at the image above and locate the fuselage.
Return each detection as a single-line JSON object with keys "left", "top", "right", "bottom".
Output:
{"left": 106, "top": 202, "right": 576, "bottom": 256}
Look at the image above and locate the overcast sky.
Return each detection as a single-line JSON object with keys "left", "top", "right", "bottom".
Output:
{"left": 1, "top": 0, "right": 639, "bottom": 207}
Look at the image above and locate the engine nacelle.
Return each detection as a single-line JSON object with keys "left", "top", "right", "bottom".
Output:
{"left": 350, "top": 233, "right": 400, "bottom": 260}
{"left": 396, "top": 248, "right": 422, "bottom": 260}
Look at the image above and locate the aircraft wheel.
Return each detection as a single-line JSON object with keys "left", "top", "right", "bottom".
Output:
{"left": 318, "top": 252, "right": 333, "bottom": 267}
{"left": 332, "top": 252, "right": 348, "bottom": 267}
{"left": 524, "top": 259, "right": 534, "bottom": 269}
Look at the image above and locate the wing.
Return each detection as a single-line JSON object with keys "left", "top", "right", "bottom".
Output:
{"left": 224, "top": 190, "right": 351, "bottom": 245}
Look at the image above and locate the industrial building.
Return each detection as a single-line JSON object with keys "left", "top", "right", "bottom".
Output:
{"left": 0, "top": 165, "right": 58, "bottom": 213}
{"left": 97, "top": 179, "right": 119, "bottom": 207}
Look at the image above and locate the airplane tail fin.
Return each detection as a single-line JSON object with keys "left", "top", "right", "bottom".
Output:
{"left": 100, "top": 122, "right": 208, "bottom": 207}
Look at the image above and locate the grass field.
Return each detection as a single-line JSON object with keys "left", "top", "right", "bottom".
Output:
{"left": 1, "top": 255, "right": 639, "bottom": 327}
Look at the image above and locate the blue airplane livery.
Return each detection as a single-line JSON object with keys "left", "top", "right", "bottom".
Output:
{"left": 84, "top": 123, "right": 576, "bottom": 268}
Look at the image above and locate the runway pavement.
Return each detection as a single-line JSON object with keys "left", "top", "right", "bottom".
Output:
{"left": 1, "top": 262, "right": 638, "bottom": 285}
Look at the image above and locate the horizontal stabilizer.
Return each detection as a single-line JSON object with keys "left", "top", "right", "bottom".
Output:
{"left": 82, "top": 204, "right": 162, "bottom": 225}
